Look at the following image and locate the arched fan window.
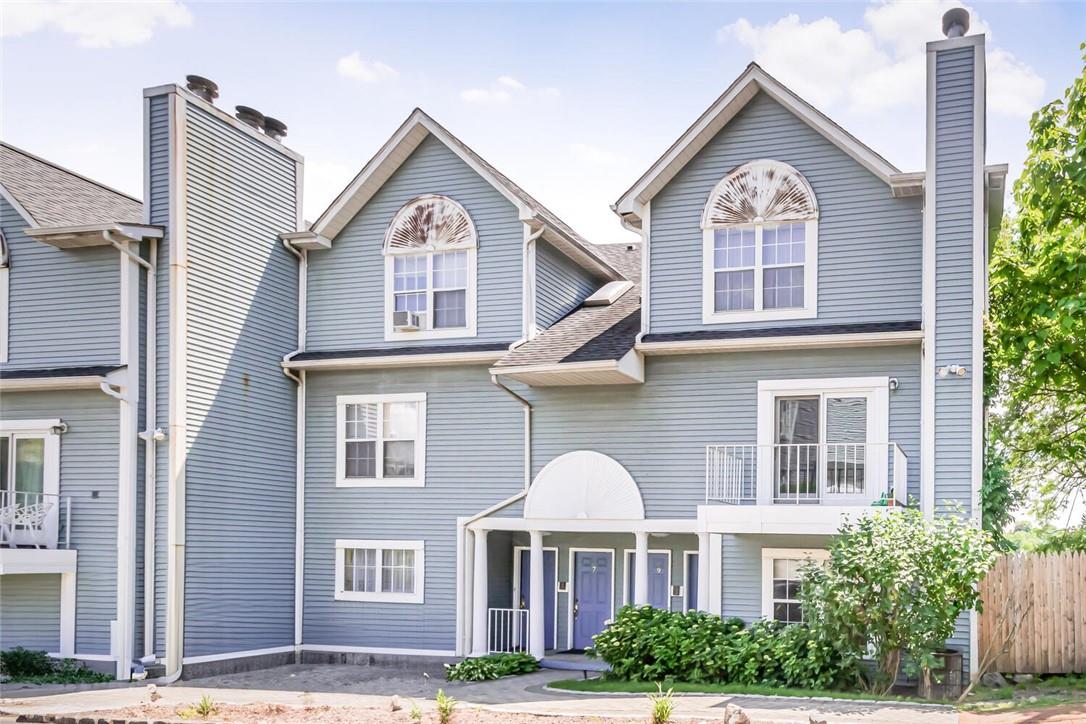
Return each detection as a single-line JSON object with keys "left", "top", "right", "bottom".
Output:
{"left": 701, "top": 160, "right": 818, "bottom": 323}
{"left": 383, "top": 195, "right": 478, "bottom": 339}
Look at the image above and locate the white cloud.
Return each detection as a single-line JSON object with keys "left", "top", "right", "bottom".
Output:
{"left": 460, "top": 76, "right": 560, "bottom": 105}
{"left": 336, "top": 52, "right": 398, "bottom": 83}
{"left": 718, "top": 1, "right": 1044, "bottom": 118}
{"left": 987, "top": 49, "right": 1046, "bottom": 118}
{"left": 0, "top": 0, "right": 191, "bottom": 48}
{"left": 301, "top": 158, "right": 355, "bottom": 224}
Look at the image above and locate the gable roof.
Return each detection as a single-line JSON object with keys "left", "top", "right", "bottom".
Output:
{"left": 308, "top": 109, "right": 622, "bottom": 280}
{"left": 613, "top": 63, "right": 908, "bottom": 226}
{"left": 0, "top": 141, "right": 142, "bottom": 228}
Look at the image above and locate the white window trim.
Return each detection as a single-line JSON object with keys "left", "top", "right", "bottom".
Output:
{"left": 756, "top": 377, "right": 890, "bottom": 505}
{"left": 760, "top": 547, "right": 828, "bottom": 620}
{"left": 335, "top": 393, "right": 426, "bottom": 488}
{"left": 383, "top": 248, "right": 478, "bottom": 342}
{"left": 701, "top": 219, "right": 818, "bottom": 325}
{"left": 334, "top": 539, "right": 425, "bottom": 604}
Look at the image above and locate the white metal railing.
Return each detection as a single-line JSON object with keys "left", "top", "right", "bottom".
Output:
{"left": 487, "top": 607, "right": 529, "bottom": 654}
{"left": 0, "top": 491, "right": 70, "bottom": 549}
{"left": 706, "top": 443, "right": 907, "bottom": 506}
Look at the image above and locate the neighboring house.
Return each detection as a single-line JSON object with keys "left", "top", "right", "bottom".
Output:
{"left": 0, "top": 16, "right": 1004, "bottom": 682}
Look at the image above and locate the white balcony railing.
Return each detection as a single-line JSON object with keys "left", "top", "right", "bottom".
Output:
{"left": 487, "top": 607, "right": 530, "bottom": 654}
{"left": 706, "top": 443, "right": 907, "bottom": 506}
{"left": 0, "top": 491, "right": 70, "bottom": 549}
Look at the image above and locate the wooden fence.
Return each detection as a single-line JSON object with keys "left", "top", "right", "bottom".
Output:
{"left": 978, "top": 552, "right": 1086, "bottom": 674}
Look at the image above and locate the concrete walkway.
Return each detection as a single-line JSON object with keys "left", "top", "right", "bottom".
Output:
{"left": 0, "top": 664, "right": 958, "bottom": 724}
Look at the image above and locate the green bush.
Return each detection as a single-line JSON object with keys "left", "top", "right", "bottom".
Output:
{"left": 588, "top": 605, "right": 744, "bottom": 683}
{"left": 0, "top": 648, "right": 111, "bottom": 684}
{"left": 444, "top": 652, "right": 539, "bottom": 682}
{"left": 588, "top": 606, "right": 856, "bottom": 690}
{"left": 0, "top": 648, "right": 53, "bottom": 678}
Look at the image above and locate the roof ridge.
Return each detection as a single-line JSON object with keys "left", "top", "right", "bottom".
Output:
{"left": 0, "top": 140, "right": 142, "bottom": 206}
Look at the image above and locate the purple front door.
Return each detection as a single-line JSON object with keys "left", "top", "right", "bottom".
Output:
{"left": 573, "top": 551, "right": 612, "bottom": 650}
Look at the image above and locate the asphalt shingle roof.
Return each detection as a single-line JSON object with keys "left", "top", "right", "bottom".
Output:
{"left": 495, "top": 242, "right": 642, "bottom": 368}
{"left": 0, "top": 142, "right": 142, "bottom": 228}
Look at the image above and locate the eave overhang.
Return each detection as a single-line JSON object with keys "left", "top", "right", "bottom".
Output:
{"left": 0, "top": 364, "right": 124, "bottom": 391}
{"left": 25, "top": 222, "right": 163, "bottom": 249}
{"left": 638, "top": 327, "right": 922, "bottom": 356}
{"left": 489, "top": 348, "right": 644, "bottom": 387}
{"left": 284, "top": 349, "right": 506, "bottom": 371}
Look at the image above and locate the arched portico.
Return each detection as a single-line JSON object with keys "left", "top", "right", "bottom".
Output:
{"left": 462, "top": 451, "right": 712, "bottom": 659}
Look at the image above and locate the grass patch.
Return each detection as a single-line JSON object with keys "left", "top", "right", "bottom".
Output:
{"left": 960, "top": 674, "right": 1086, "bottom": 713}
{"left": 547, "top": 676, "right": 923, "bottom": 703}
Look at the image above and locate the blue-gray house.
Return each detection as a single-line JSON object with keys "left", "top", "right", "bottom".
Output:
{"left": 0, "top": 18, "right": 1004, "bottom": 682}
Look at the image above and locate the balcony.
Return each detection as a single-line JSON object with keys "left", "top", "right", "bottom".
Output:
{"left": 702, "top": 443, "right": 907, "bottom": 534}
{"left": 0, "top": 491, "right": 71, "bottom": 550}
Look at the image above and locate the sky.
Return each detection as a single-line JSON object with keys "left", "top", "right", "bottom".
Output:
{"left": 2, "top": 0, "right": 1084, "bottom": 244}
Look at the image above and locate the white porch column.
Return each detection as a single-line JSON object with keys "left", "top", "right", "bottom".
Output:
{"left": 528, "top": 530, "right": 545, "bottom": 659}
{"left": 696, "top": 531, "right": 711, "bottom": 612}
{"left": 470, "top": 528, "right": 489, "bottom": 656}
{"left": 634, "top": 531, "right": 649, "bottom": 606}
{"left": 59, "top": 570, "right": 76, "bottom": 656}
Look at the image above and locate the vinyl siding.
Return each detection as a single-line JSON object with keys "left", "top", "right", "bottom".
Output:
{"left": 527, "top": 346, "right": 922, "bottom": 519}
{"left": 181, "top": 100, "right": 299, "bottom": 657}
{"left": 0, "top": 389, "right": 119, "bottom": 655}
{"left": 0, "top": 574, "right": 62, "bottom": 652}
{"left": 933, "top": 46, "right": 976, "bottom": 516}
{"left": 720, "top": 533, "right": 830, "bottom": 622}
{"left": 535, "top": 240, "right": 601, "bottom": 329}
{"left": 0, "top": 197, "right": 119, "bottom": 368}
{"left": 649, "top": 92, "right": 922, "bottom": 334}
{"left": 306, "top": 134, "right": 523, "bottom": 351}
{"left": 148, "top": 91, "right": 170, "bottom": 656}
{"left": 933, "top": 45, "right": 980, "bottom": 669}
{"left": 302, "top": 366, "right": 523, "bottom": 651}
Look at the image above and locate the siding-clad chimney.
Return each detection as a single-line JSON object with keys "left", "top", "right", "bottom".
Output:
{"left": 142, "top": 81, "right": 302, "bottom": 676}
{"left": 922, "top": 9, "right": 987, "bottom": 678}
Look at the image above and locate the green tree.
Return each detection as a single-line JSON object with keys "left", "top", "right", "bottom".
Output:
{"left": 980, "top": 446, "right": 1022, "bottom": 549}
{"left": 801, "top": 509, "right": 997, "bottom": 696}
{"left": 988, "top": 44, "right": 1086, "bottom": 519}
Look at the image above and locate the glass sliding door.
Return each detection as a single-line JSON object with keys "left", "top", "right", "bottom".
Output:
{"left": 774, "top": 396, "right": 820, "bottom": 503}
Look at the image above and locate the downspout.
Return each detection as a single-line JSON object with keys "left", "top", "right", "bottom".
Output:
{"left": 138, "top": 240, "right": 158, "bottom": 664}
{"left": 281, "top": 237, "right": 306, "bottom": 658}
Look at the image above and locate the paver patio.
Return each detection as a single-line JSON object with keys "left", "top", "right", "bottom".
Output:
{"left": 0, "top": 663, "right": 960, "bottom": 723}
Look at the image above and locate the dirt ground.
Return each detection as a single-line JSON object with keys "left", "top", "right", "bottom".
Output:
{"left": 959, "top": 703, "right": 1086, "bottom": 723}
{"left": 74, "top": 701, "right": 647, "bottom": 723}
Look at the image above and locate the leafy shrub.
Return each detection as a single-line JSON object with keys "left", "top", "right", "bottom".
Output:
{"left": 801, "top": 508, "right": 997, "bottom": 695}
{"left": 444, "top": 652, "right": 539, "bottom": 682}
{"left": 588, "top": 605, "right": 744, "bottom": 683}
{"left": 0, "top": 648, "right": 111, "bottom": 684}
{"left": 0, "top": 648, "right": 53, "bottom": 678}
{"left": 721, "top": 619, "right": 856, "bottom": 691}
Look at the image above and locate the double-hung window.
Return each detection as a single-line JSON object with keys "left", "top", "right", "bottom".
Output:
{"left": 384, "top": 195, "right": 477, "bottom": 341}
{"left": 336, "top": 393, "right": 426, "bottom": 487}
{"left": 702, "top": 160, "right": 818, "bottom": 324}
{"left": 335, "top": 539, "right": 424, "bottom": 603}
{"left": 761, "top": 548, "right": 828, "bottom": 624}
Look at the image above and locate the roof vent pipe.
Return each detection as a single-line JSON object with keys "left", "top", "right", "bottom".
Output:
{"left": 263, "top": 116, "right": 288, "bottom": 142}
{"left": 185, "top": 75, "right": 219, "bottom": 103}
{"left": 235, "top": 105, "right": 265, "bottom": 130}
{"left": 941, "top": 8, "right": 969, "bottom": 38}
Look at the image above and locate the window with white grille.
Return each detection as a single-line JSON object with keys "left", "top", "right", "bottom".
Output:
{"left": 760, "top": 548, "right": 828, "bottom": 624}
{"left": 336, "top": 394, "right": 425, "bottom": 487}
{"left": 336, "top": 539, "right": 424, "bottom": 603}
{"left": 702, "top": 160, "right": 818, "bottom": 323}
{"left": 384, "top": 195, "right": 477, "bottom": 340}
